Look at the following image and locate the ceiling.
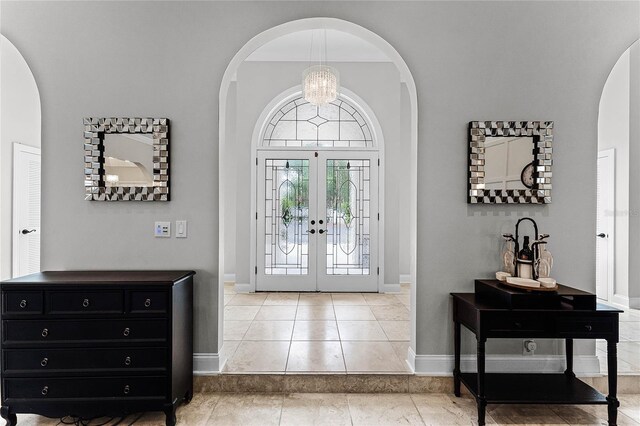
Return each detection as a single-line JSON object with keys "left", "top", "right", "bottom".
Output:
{"left": 245, "top": 29, "right": 391, "bottom": 62}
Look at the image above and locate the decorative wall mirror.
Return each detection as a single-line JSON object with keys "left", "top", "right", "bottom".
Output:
{"left": 83, "top": 117, "right": 169, "bottom": 201}
{"left": 468, "top": 121, "right": 553, "bottom": 204}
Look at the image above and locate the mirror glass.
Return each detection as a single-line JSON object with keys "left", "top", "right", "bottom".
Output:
{"left": 484, "top": 136, "right": 534, "bottom": 191}
{"left": 103, "top": 133, "right": 154, "bottom": 187}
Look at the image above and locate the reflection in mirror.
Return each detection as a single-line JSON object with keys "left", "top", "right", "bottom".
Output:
{"left": 103, "top": 134, "right": 154, "bottom": 187}
{"left": 484, "top": 136, "right": 534, "bottom": 191}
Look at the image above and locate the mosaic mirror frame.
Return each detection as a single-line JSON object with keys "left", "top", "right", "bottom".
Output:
{"left": 83, "top": 117, "right": 169, "bottom": 201}
{"left": 468, "top": 121, "right": 553, "bottom": 204}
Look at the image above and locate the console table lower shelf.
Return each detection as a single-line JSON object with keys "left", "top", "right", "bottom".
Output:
{"left": 458, "top": 372, "right": 608, "bottom": 405}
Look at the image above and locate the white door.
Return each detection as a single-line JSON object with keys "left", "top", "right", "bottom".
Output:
{"left": 12, "top": 143, "right": 41, "bottom": 278}
{"left": 596, "top": 149, "right": 614, "bottom": 301}
{"left": 256, "top": 150, "right": 378, "bottom": 292}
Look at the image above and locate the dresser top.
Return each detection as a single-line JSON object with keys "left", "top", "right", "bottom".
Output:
{"left": 1, "top": 270, "right": 195, "bottom": 286}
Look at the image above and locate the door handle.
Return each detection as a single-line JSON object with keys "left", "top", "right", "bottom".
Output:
{"left": 318, "top": 229, "right": 326, "bottom": 234}
{"left": 597, "top": 233, "right": 607, "bottom": 238}
{"left": 21, "top": 229, "right": 36, "bottom": 235}
{"left": 308, "top": 229, "right": 316, "bottom": 234}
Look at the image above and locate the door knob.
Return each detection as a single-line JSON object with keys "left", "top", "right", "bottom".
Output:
{"left": 319, "top": 229, "right": 326, "bottom": 234}
{"left": 308, "top": 229, "right": 316, "bottom": 234}
{"left": 597, "top": 233, "right": 607, "bottom": 238}
{"left": 21, "top": 229, "right": 36, "bottom": 235}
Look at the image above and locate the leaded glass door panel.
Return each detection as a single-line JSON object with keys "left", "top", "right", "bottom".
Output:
{"left": 257, "top": 151, "right": 317, "bottom": 291}
{"left": 256, "top": 150, "right": 378, "bottom": 292}
{"left": 317, "top": 152, "right": 378, "bottom": 292}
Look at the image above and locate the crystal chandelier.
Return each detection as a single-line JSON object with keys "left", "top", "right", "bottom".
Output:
{"left": 302, "top": 30, "right": 339, "bottom": 106}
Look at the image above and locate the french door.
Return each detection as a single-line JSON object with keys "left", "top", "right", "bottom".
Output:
{"left": 256, "top": 150, "right": 379, "bottom": 292}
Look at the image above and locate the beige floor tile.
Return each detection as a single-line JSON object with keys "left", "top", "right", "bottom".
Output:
{"left": 331, "top": 293, "right": 368, "bottom": 305}
{"left": 347, "top": 393, "right": 424, "bottom": 425}
{"left": 380, "top": 320, "right": 410, "bottom": 341}
{"left": 298, "top": 293, "right": 333, "bottom": 305}
{"left": 220, "top": 340, "right": 241, "bottom": 366}
{"left": 488, "top": 404, "right": 569, "bottom": 425}
{"left": 224, "top": 294, "right": 234, "bottom": 306}
{"left": 263, "top": 292, "right": 300, "bottom": 306}
{"left": 206, "top": 393, "right": 283, "bottom": 425}
{"left": 334, "top": 305, "right": 376, "bottom": 320}
{"left": 15, "top": 414, "right": 60, "bottom": 425}
{"left": 364, "top": 293, "right": 404, "bottom": 305}
{"left": 395, "top": 294, "right": 411, "bottom": 306}
{"left": 226, "top": 293, "right": 267, "bottom": 306}
{"left": 255, "top": 305, "right": 298, "bottom": 320}
{"left": 175, "top": 392, "right": 221, "bottom": 426}
{"left": 342, "top": 341, "right": 407, "bottom": 372}
{"left": 223, "top": 320, "right": 251, "bottom": 340}
{"left": 391, "top": 341, "right": 410, "bottom": 362}
{"left": 337, "top": 320, "right": 388, "bottom": 341}
{"left": 292, "top": 320, "right": 340, "bottom": 341}
{"left": 224, "top": 284, "right": 236, "bottom": 294}
{"left": 619, "top": 394, "right": 640, "bottom": 423}
{"left": 286, "top": 341, "right": 346, "bottom": 372}
{"left": 411, "top": 393, "right": 478, "bottom": 425}
{"left": 296, "top": 305, "right": 336, "bottom": 320}
{"left": 244, "top": 320, "right": 294, "bottom": 340}
{"left": 280, "top": 393, "right": 351, "bottom": 426}
{"left": 224, "top": 305, "right": 260, "bottom": 321}
{"left": 371, "top": 304, "right": 410, "bottom": 321}
{"left": 224, "top": 341, "right": 290, "bottom": 372}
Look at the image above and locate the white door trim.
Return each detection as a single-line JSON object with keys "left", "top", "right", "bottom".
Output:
{"left": 596, "top": 148, "right": 615, "bottom": 302}
{"left": 12, "top": 143, "right": 41, "bottom": 278}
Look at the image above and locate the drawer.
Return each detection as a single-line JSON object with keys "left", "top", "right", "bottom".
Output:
{"left": 4, "top": 376, "right": 166, "bottom": 399}
{"left": 3, "top": 347, "right": 167, "bottom": 374}
{"left": 130, "top": 291, "right": 168, "bottom": 314}
{"left": 3, "top": 291, "right": 43, "bottom": 314}
{"left": 556, "top": 316, "right": 615, "bottom": 336}
{"left": 485, "top": 314, "right": 550, "bottom": 334}
{"left": 48, "top": 290, "right": 123, "bottom": 314}
{"left": 3, "top": 319, "right": 167, "bottom": 345}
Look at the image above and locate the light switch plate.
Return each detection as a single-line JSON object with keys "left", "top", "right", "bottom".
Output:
{"left": 154, "top": 221, "right": 171, "bottom": 238}
{"left": 176, "top": 220, "right": 187, "bottom": 238}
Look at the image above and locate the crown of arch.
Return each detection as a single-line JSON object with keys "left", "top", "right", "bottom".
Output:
{"left": 262, "top": 95, "right": 375, "bottom": 148}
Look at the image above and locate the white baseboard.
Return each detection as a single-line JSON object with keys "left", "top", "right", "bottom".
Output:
{"left": 400, "top": 274, "right": 411, "bottom": 284}
{"left": 193, "top": 353, "right": 220, "bottom": 375}
{"left": 629, "top": 296, "right": 640, "bottom": 309}
{"left": 234, "top": 282, "right": 253, "bottom": 293}
{"left": 414, "top": 354, "right": 600, "bottom": 376}
{"left": 223, "top": 274, "right": 236, "bottom": 283}
{"left": 382, "top": 283, "right": 401, "bottom": 293}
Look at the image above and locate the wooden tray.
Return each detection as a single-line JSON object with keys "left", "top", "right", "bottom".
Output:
{"left": 499, "top": 280, "right": 558, "bottom": 292}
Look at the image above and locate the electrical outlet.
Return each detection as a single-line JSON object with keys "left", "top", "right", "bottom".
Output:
{"left": 154, "top": 221, "right": 171, "bottom": 238}
{"left": 523, "top": 339, "right": 537, "bottom": 355}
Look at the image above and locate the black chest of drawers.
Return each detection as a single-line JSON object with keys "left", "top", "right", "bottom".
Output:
{"left": 0, "top": 270, "right": 195, "bottom": 426}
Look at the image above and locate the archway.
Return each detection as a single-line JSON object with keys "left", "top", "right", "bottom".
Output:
{"left": 217, "top": 18, "right": 418, "bottom": 373}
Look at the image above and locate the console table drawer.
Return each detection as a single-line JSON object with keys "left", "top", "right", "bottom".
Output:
{"left": 3, "top": 319, "right": 167, "bottom": 344}
{"left": 48, "top": 291, "right": 123, "bottom": 314}
{"left": 4, "top": 376, "right": 166, "bottom": 399}
{"left": 556, "top": 317, "right": 615, "bottom": 336}
{"left": 3, "top": 291, "right": 43, "bottom": 314}
{"left": 131, "top": 291, "right": 168, "bottom": 314}
{"left": 485, "top": 314, "right": 550, "bottom": 334}
{"left": 3, "top": 347, "right": 167, "bottom": 374}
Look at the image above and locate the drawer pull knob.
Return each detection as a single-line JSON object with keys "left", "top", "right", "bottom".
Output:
{"left": 41, "top": 357, "right": 48, "bottom": 367}
{"left": 124, "top": 385, "right": 130, "bottom": 395}
{"left": 123, "top": 327, "right": 130, "bottom": 337}
{"left": 144, "top": 298, "right": 152, "bottom": 308}
{"left": 19, "top": 299, "right": 27, "bottom": 309}
{"left": 41, "top": 328, "right": 49, "bottom": 338}
{"left": 82, "top": 298, "right": 90, "bottom": 308}
{"left": 41, "top": 386, "right": 49, "bottom": 396}
{"left": 585, "top": 325, "right": 593, "bottom": 331}
{"left": 125, "top": 356, "right": 131, "bottom": 366}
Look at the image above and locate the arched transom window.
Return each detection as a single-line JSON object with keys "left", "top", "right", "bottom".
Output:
{"left": 262, "top": 96, "right": 374, "bottom": 148}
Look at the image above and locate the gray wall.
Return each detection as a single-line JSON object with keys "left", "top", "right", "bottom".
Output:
{"left": 1, "top": 1, "right": 637, "bottom": 357}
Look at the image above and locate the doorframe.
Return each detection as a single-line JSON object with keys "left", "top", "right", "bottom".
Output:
{"left": 218, "top": 17, "right": 419, "bottom": 373}
{"left": 12, "top": 142, "right": 41, "bottom": 278}
{"left": 249, "top": 86, "right": 385, "bottom": 294}
{"left": 597, "top": 148, "right": 617, "bottom": 304}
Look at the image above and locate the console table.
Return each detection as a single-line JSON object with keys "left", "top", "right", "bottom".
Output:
{"left": 452, "top": 280, "right": 621, "bottom": 426}
{"left": 0, "top": 270, "right": 194, "bottom": 426}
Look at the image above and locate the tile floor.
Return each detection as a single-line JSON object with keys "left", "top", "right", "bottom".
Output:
{"left": 223, "top": 283, "right": 411, "bottom": 374}
{"left": 598, "top": 306, "right": 640, "bottom": 374}
{"left": 16, "top": 392, "right": 640, "bottom": 425}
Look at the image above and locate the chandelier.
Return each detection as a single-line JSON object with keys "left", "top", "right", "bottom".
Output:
{"left": 302, "top": 30, "right": 339, "bottom": 106}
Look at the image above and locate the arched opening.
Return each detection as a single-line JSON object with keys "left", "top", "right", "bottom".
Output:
{"left": 217, "top": 18, "right": 418, "bottom": 374}
{"left": 0, "top": 35, "right": 42, "bottom": 281}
